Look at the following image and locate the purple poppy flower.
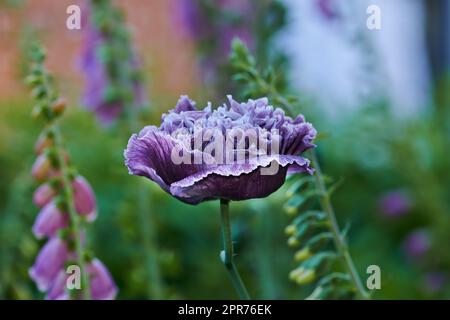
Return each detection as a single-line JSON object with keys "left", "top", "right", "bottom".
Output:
{"left": 378, "top": 190, "right": 412, "bottom": 218}
{"left": 32, "top": 201, "right": 69, "bottom": 239}
{"left": 33, "top": 183, "right": 56, "bottom": 208}
{"left": 87, "top": 258, "right": 118, "bottom": 300}
{"left": 125, "top": 96, "right": 316, "bottom": 204}
{"left": 403, "top": 229, "right": 431, "bottom": 259}
{"left": 73, "top": 176, "right": 97, "bottom": 222}
{"left": 29, "top": 237, "right": 68, "bottom": 292}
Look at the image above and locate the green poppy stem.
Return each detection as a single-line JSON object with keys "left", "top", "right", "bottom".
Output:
{"left": 219, "top": 199, "right": 250, "bottom": 300}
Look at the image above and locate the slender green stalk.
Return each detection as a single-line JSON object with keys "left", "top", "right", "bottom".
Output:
{"left": 278, "top": 98, "right": 369, "bottom": 299}
{"left": 38, "top": 59, "right": 91, "bottom": 299}
{"left": 231, "top": 39, "right": 368, "bottom": 298}
{"left": 311, "top": 152, "right": 369, "bottom": 299}
{"left": 219, "top": 199, "right": 250, "bottom": 300}
{"left": 54, "top": 128, "right": 91, "bottom": 300}
{"left": 137, "top": 181, "right": 163, "bottom": 299}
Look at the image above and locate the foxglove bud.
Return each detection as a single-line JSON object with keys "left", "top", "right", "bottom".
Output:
{"left": 29, "top": 237, "right": 68, "bottom": 292}
{"left": 73, "top": 176, "right": 97, "bottom": 222}
{"left": 287, "top": 236, "right": 299, "bottom": 247}
{"left": 32, "top": 154, "right": 51, "bottom": 181}
{"left": 284, "top": 224, "right": 296, "bottom": 236}
{"left": 33, "top": 183, "right": 56, "bottom": 208}
{"left": 87, "top": 258, "right": 118, "bottom": 300}
{"left": 34, "top": 131, "right": 54, "bottom": 155}
{"left": 52, "top": 98, "right": 66, "bottom": 116}
{"left": 294, "top": 247, "right": 312, "bottom": 262}
{"left": 289, "top": 267, "right": 316, "bottom": 285}
{"left": 32, "top": 200, "right": 69, "bottom": 239}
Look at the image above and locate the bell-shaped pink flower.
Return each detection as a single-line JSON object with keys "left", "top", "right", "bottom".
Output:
{"left": 32, "top": 201, "right": 69, "bottom": 239}
{"left": 87, "top": 258, "right": 118, "bottom": 300}
{"left": 46, "top": 270, "right": 69, "bottom": 300}
{"left": 33, "top": 183, "right": 56, "bottom": 208}
{"left": 29, "top": 237, "right": 68, "bottom": 292}
{"left": 73, "top": 176, "right": 97, "bottom": 222}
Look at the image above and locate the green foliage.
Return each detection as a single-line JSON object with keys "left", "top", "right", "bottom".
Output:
{"left": 230, "top": 39, "right": 369, "bottom": 299}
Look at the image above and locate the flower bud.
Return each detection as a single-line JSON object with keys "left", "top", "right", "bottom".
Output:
{"left": 73, "top": 176, "right": 97, "bottom": 222}
{"left": 284, "top": 224, "right": 296, "bottom": 236}
{"left": 289, "top": 267, "right": 315, "bottom": 285}
{"left": 51, "top": 98, "right": 66, "bottom": 116}
{"left": 283, "top": 204, "right": 297, "bottom": 216}
{"left": 34, "top": 131, "right": 54, "bottom": 155}
{"left": 33, "top": 183, "right": 56, "bottom": 208}
{"left": 287, "top": 236, "right": 299, "bottom": 247}
{"left": 32, "top": 200, "right": 69, "bottom": 239}
{"left": 32, "top": 154, "right": 52, "bottom": 181}
{"left": 294, "top": 247, "right": 312, "bottom": 262}
{"left": 29, "top": 237, "right": 68, "bottom": 292}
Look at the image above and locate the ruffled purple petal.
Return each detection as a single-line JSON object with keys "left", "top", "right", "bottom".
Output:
{"left": 170, "top": 155, "right": 311, "bottom": 204}
{"left": 124, "top": 125, "right": 211, "bottom": 193}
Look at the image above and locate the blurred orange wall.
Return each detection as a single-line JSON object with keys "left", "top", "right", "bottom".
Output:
{"left": 0, "top": 0, "right": 198, "bottom": 104}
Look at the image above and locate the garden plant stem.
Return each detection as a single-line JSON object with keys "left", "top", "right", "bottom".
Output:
{"left": 278, "top": 99, "right": 369, "bottom": 299}
{"left": 311, "top": 151, "right": 369, "bottom": 299}
{"left": 220, "top": 199, "right": 251, "bottom": 300}
{"left": 41, "top": 66, "right": 91, "bottom": 299}
{"left": 54, "top": 128, "right": 91, "bottom": 300}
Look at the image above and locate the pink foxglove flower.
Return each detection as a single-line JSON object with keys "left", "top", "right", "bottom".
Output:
{"left": 46, "top": 270, "right": 69, "bottom": 300}
{"left": 31, "top": 154, "right": 52, "bottom": 181}
{"left": 29, "top": 237, "right": 68, "bottom": 292}
{"left": 88, "top": 259, "right": 118, "bottom": 300}
{"left": 73, "top": 176, "right": 97, "bottom": 222}
{"left": 33, "top": 183, "right": 57, "bottom": 208}
{"left": 32, "top": 201, "right": 69, "bottom": 239}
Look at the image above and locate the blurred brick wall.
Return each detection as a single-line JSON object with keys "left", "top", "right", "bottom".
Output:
{"left": 0, "top": 0, "right": 198, "bottom": 104}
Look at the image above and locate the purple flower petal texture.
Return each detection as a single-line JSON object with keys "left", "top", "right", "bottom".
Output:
{"left": 32, "top": 201, "right": 69, "bottom": 239}
{"left": 125, "top": 96, "right": 316, "bottom": 204}
{"left": 87, "top": 258, "right": 118, "bottom": 300}
{"left": 46, "top": 270, "right": 69, "bottom": 300}
{"left": 45, "top": 258, "right": 117, "bottom": 300}
{"left": 73, "top": 175, "right": 97, "bottom": 222}
{"left": 33, "top": 183, "right": 56, "bottom": 208}
{"left": 29, "top": 237, "right": 68, "bottom": 292}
